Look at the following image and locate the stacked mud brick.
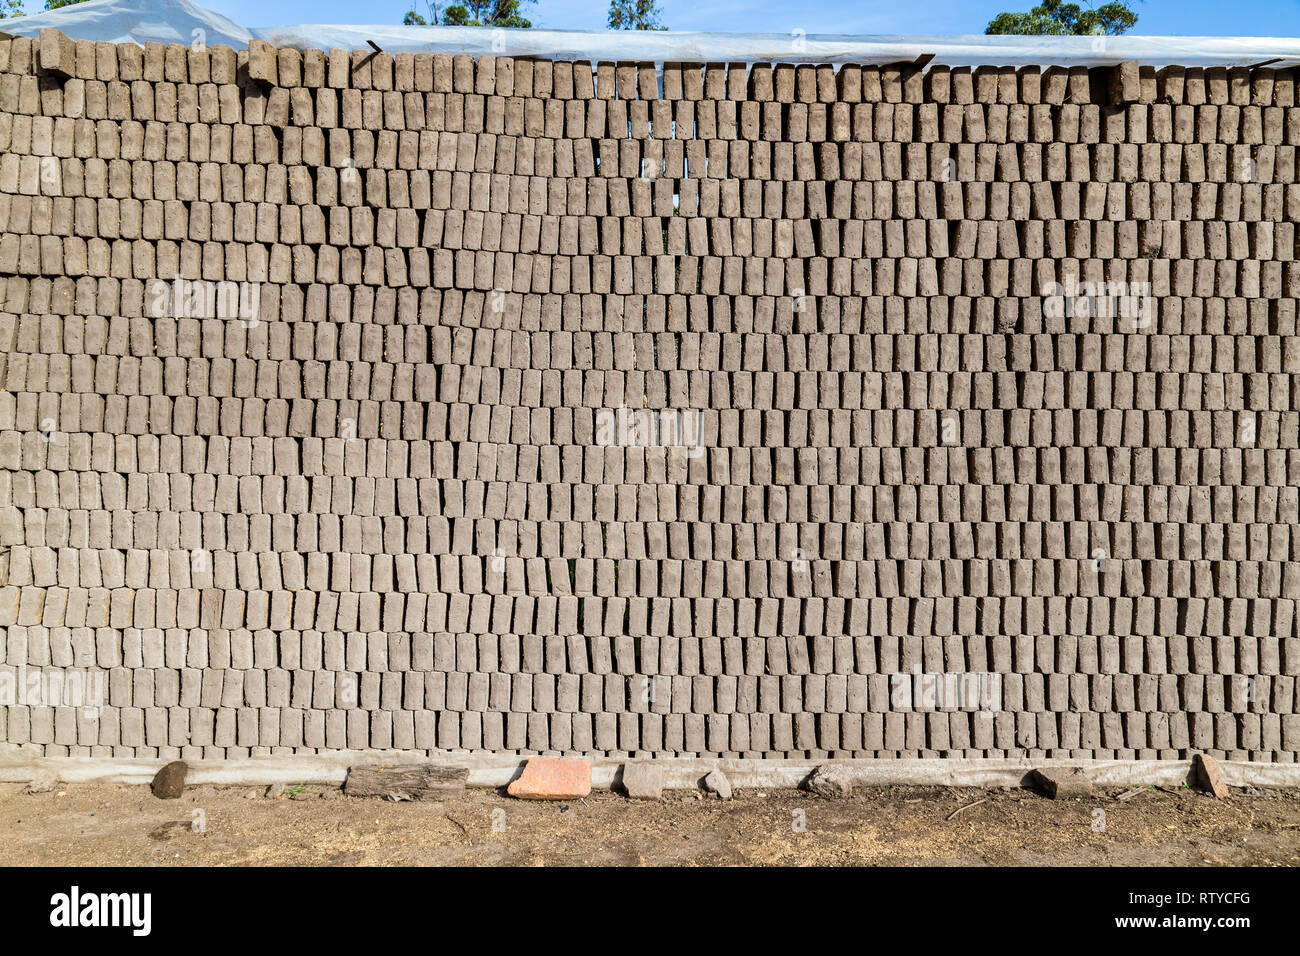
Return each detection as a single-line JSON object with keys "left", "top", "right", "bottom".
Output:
{"left": 1, "top": 29, "right": 1299, "bottom": 762}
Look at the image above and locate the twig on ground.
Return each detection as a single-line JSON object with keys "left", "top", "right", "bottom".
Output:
{"left": 946, "top": 797, "right": 989, "bottom": 820}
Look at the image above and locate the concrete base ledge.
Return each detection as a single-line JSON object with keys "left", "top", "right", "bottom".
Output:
{"left": 2, "top": 749, "right": 1298, "bottom": 790}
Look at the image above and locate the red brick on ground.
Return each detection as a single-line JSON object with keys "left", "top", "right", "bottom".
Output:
{"left": 1195, "top": 753, "right": 1230, "bottom": 799}
{"left": 507, "top": 757, "right": 592, "bottom": 800}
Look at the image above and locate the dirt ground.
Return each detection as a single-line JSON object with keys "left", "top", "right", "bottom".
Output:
{"left": 2, "top": 780, "right": 1298, "bottom": 866}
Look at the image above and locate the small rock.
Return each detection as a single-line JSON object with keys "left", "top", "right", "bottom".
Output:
{"left": 1194, "top": 753, "right": 1230, "bottom": 799}
{"left": 150, "top": 761, "right": 188, "bottom": 800}
{"left": 703, "top": 769, "right": 732, "bottom": 800}
{"left": 265, "top": 783, "right": 287, "bottom": 799}
{"left": 506, "top": 757, "right": 592, "bottom": 800}
{"left": 619, "top": 762, "right": 663, "bottom": 800}
{"left": 23, "top": 771, "right": 58, "bottom": 794}
{"left": 806, "top": 764, "right": 854, "bottom": 798}
{"left": 1032, "top": 766, "right": 1092, "bottom": 799}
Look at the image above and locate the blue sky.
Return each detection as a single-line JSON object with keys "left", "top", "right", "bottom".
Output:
{"left": 198, "top": 0, "right": 1300, "bottom": 36}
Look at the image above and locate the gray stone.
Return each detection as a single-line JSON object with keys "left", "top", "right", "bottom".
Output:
{"left": 23, "top": 771, "right": 59, "bottom": 794}
{"left": 703, "top": 769, "right": 732, "bottom": 800}
{"left": 805, "top": 764, "right": 854, "bottom": 798}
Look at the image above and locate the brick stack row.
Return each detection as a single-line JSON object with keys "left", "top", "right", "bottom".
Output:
{"left": 1, "top": 31, "right": 1297, "bottom": 761}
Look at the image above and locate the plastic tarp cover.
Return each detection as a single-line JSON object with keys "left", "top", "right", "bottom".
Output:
{"left": 5, "top": 0, "right": 1300, "bottom": 67}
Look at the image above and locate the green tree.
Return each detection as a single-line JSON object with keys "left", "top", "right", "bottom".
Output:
{"left": 0, "top": 0, "right": 23, "bottom": 16}
{"left": 986, "top": 0, "right": 1138, "bottom": 35}
{"left": 44, "top": 0, "right": 93, "bottom": 8}
{"left": 437, "top": 0, "right": 533, "bottom": 27}
{"left": 608, "top": 0, "right": 666, "bottom": 30}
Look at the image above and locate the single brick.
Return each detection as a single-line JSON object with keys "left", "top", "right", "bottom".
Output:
{"left": 1194, "top": 752, "right": 1229, "bottom": 798}
{"left": 507, "top": 756, "right": 592, "bottom": 799}
{"left": 619, "top": 761, "right": 663, "bottom": 799}
{"left": 1032, "top": 766, "right": 1093, "bottom": 798}
{"left": 39, "top": 29, "right": 76, "bottom": 79}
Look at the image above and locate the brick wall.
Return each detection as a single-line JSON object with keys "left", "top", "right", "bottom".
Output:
{"left": 1, "top": 31, "right": 1298, "bottom": 761}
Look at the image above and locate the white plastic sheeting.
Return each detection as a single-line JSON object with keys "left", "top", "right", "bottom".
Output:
{"left": 3, "top": 0, "right": 252, "bottom": 49}
{"left": 5, "top": 0, "right": 1300, "bottom": 67}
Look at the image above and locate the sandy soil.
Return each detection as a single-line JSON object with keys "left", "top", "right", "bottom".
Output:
{"left": 3, "top": 780, "right": 1299, "bottom": 866}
